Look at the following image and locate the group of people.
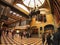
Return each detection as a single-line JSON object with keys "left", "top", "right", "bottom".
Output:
{"left": 42, "top": 27, "right": 60, "bottom": 45}
{"left": 0, "top": 25, "right": 9, "bottom": 44}
{"left": 12, "top": 30, "right": 32, "bottom": 39}
{"left": 0, "top": 24, "right": 60, "bottom": 45}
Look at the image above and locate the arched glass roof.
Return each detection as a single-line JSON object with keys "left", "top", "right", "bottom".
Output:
{"left": 16, "top": 3, "right": 29, "bottom": 13}
{"left": 22, "top": 0, "right": 45, "bottom": 8}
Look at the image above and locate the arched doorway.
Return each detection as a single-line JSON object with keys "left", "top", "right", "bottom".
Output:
{"left": 30, "top": 26, "right": 38, "bottom": 38}
{"left": 31, "top": 26, "right": 38, "bottom": 34}
{"left": 44, "top": 24, "right": 54, "bottom": 31}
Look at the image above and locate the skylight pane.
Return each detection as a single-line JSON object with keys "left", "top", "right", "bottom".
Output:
{"left": 10, "top": 11, "right": 13, "bottom": 13}
{"left": 13, "top": 12, "right": 16, "bottom": 15}
{"left": 16, "top": 4, "right": 29, "bottom": 13}
{"left": 23, "top": 0, "right": 30, "bottom": 6}
{"left": 29, "top": 0, "right": 34, "bottom": 8}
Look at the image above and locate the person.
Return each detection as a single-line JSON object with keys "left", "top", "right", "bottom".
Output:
{"left": 0, "top": 23, "right": 8, "bottom": 44}
{"left": 2, "top": 24, "right": 8, "bottom": 35}
{"left": 12, "top": 30, "right": 15, "bottom": 39}
{"left": 29, "top": 32, "right": 31, "bottom": 38}
{"left": 23, "top": 31, "right": 26, "bottom": 37}
{"left": 0, "top": 28, "right": 3, "bottom": 44}
{"left": 19, "top": 31, "right": 23, "bottom": 39}
{"left": 42, "top": 33, "right": 45, "bottom": 45}
{"left": 6, "top": 30, "right": 9, "bottom": 36}
{"left": 46, "top": 32, "right": 52, "bottom": 45}
{"left": 50, "top": 31, "right": 54, "bottom": 45}
{"left": 26, "top": 32, "right": 30, "bottom": 38}
{"left": 53, "top": 27, "right": 60, "bottom": 45}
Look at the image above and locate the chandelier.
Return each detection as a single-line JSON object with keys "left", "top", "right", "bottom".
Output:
{"left": 29, "top": 6, "right": 40, "bottom": 17}
{"left": 22, "top": 0, "right": 45, "bottom": 17}
{"left": 22, "top": 0, "right": 46, "bottom": 22}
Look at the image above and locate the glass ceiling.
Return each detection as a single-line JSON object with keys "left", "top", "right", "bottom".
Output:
{"left": 23, "top": 0, "right": 45, "bottom": 8}
{"left": 16, "top": 4, "right": 29, "bottom": 13}
{"left": 16, "top": 0, "right": 45, "bottom": 14}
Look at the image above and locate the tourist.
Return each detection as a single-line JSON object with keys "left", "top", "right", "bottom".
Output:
{"left": 53, "top": 27, "right": 60, "bottom": 45}
{"left": 0, "top": 28, "right": 3, "bottom": 44}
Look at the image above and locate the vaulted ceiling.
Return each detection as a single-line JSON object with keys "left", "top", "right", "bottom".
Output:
{"left": 0, "top": 0, "right": 50, "bottom": 24}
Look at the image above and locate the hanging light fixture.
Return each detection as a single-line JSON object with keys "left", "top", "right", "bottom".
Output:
{"left": 22, "top": 0, "right": 45, "bottom": 23}
{"left": 22, "top": 0, "right": 45, "bottom": 17}
{"left": 29, "top": 5, "right": 40, "bottom": 18}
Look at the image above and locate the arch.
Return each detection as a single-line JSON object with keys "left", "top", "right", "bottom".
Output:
{"left": 31, "top": 26, "right": 38, "bottom": 34}
{"left": 44, "top": 24, "right": 54, "bottom": 31}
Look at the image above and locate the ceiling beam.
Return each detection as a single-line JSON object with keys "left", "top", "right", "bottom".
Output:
{"left": 8, "top": 19, "right": 21, "bottom": 25}
{"left": 0, "top": 0, "right": 29, "bottom": 18}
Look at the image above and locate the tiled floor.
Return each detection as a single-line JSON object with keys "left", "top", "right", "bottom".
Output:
{"left": 0, "top": 34, "right": 42, "bottom": 45}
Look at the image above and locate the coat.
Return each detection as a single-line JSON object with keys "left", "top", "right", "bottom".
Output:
{"left": 53, "top": 31, "right": 60, "bottom": 45}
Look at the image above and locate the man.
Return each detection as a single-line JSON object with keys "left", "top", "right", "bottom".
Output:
{"left": 53, "top": 27, "right": 60, "bottom": 45}
{"left": 45, "top": 30, "right": 54, "bottom": 45}
{"left": 19, "top": 31, "right": 23, "bottom": 39}
{"left": 42, "top": 33, "right": 45, "bottom": 45}
{"left": 0, "top": 28, "right": 3, "bottom": 44}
